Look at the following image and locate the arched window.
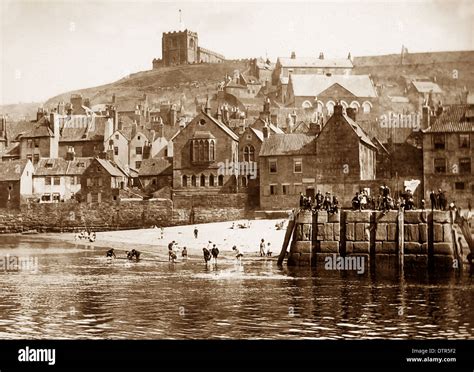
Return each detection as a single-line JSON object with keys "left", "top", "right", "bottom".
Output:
{"left": 200, "top": 174, "right": 206, "bottom": 187}
{"left": 302, "top": 100, "right": 312, "bottom": 109}
{"left": 316, "top": 101, "right": 324, "bottom": 113}
{"left": 182, "top": 175, "right": 188, "bottom": 187}
{"left": 209, "top": 140, "right": 215, "bottom": 161}
{"left": 326, "top": 101, "right": 335, "bottom": 115}
{"left": 218, "top": 175, "right": 224, "bottom": 186}
{"left": 199, "top": 140, "right": 204, "bottom": 162}
{"left": 350, "top": 101, "right": 360, "bottom": 111}
{"left": 192, "top": 141, "right": 198, "bottom": 162}
{"left": 362, "top": 101, "right": 372, "bottom": 113}
{"left": 209, "top": 174, "right": 215, "bottom": 187}
{"left": 191, "top": 175, "right": 196, "bottom": 187}
{"left": 241, "top": 176, "right": 247, "bottom": 187}
{"left": 204, "top": 140, "right": 209, "bottom": 162}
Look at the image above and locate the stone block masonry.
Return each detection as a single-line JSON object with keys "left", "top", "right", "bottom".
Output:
{"left": 0, "top": 193, "right": 252, "bottom": 233}
{"left": 288, "top": 209, "right": 456, "bottom": 268}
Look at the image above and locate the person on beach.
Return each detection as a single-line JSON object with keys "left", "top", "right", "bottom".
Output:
{"left": 106, "top": 248, "right": 116, "bottom": 258}
{"left": 266, "top": 242, "right": 272, "bottom": 257}
{"left": 232, "top": 246, "right": 243, "bottom": 261}
{"left": 182, "top": 246, "right": 188, "bottom": 260}
{"left": 211, "top": 244, "right": 219, "bottom": 263}
{"left": 126, "top": 249, "right": 141, "bottom": 261}
{"left": 194, "top": 227, "right": 199, "bottom": 239}
{"left": 160, "top": 227, "right": 164, "bottom": 239}
{"left": 168, "top": 242, "right": 177, "bottom": 262}
{"left": 259, "top": 239, "right": 266, "bottom": 257}
{"left": 203, "top": 247, "right": 212, "bottom": 264}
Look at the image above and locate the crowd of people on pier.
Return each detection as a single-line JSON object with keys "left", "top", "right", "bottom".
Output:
{"left": 299, "top": 191, "right": 339, "bottom": 214}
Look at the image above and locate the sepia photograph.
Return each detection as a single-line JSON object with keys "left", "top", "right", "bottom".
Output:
{"left": 0, "top": 0, "right": 473, "bottom": 368}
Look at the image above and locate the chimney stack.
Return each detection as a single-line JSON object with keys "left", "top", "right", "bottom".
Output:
{"left": 333, "top": 102, "right": 343, "bottom": 117}
{"left": 158, "top": 117, "right": 164, "bottom": 138}
{"left": 131, "top": 121, "right": 137, "bottom": 139}
{"left": 421, "top": 106, "right": 430, "bottom": 130}
{"left": 112, "top": 93, "right": 116, "bottom": 104}
{"left": 66, "top": 146, "right": 75, "bottom": 161}
{"left": 291, "top": 51, "right": 296, "bottom": 59}
{"left": 204, "top": 96, "right": 212, "bottom": 115}
{"left": 262, "top": 124, "right": 270, "bottom": 139}
{"left": 319, "top": 52, "right": 324, "bottom": 60}
{"left": 217, "top": 106, "right": 222, "bottom": 121}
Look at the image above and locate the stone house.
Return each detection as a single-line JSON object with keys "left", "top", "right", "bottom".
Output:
{"left": 80, "top": 158, "right": 127, "bottom": 203}
{"left": 138, "top": 157, "right": 173, "bottom": 197}
{"left": 18, "top": 114, "right": 60, "bottom": 163}
{"left": 172, "top": 108, "right": 239, "bottom": 194}
{"left": 423, "top": 104, "right": 473, "bottom": 208}
{"left": 0, "top": 159, "right": 34, "bottom": 208}
{"left": 33, "top": 157, "right": 91, "bottom": 202}
{"left": 272, "top": 52, "right": 353, "bottom": 90}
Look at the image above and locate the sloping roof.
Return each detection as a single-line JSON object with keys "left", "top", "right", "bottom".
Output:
{"left": 269, "top": 123, "right": 285, "bottom": 134}
{"left": 290, "top": 74, "right": 377, "bottom": 98}
{"left": 0, "top": 159, "right": 30, "bottom": 181}
{"left": 412, "top": 81, "right": 443, "bottom": 94}
{"left": 250, "top": 127, "right": 264, "bottom": 142}
{"left": 203, "top": 111, "right": 240, "bottom": 141}
{"left": 20, "top": 121, "right": 54, "bottom": 138}
{"left": 67, "top": 157, "right": 93, "bottom": 175}
{"left": 34, "top": 158, "right": 68, "bottom": 176}
{"left": 1, "top": 143, "right": 20, "bottom": 158}
{"left": 95, "top": 158, "right": 125, "bottom": 177}
{"left": 139, "top": 157, "right": 172, "bottom": 177}
{"left": 425, "top": 104, "right": 474, "bottom": 133}
{"left": 60, "top": 116, "right": 108, "bottom": 142}
{"left": 6, "top": 120, "right": 38, "bottom": 142}
{"left": 259, "top": 133, "right": 315, "bottom": 156}
{"left": 342, "top": 114, "right": 377, "bottom": 148}
{"left": 278, "top": 57, "right": 353, "bottom": 69}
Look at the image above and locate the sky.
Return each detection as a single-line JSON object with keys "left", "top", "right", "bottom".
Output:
{"left": 1, "top": 0, "right": 473, "bottom": 105}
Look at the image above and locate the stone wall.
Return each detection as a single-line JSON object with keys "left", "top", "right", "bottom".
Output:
{"left": 288, "top": 209, "right": 455, "bottom": 266}
{"left": 0, "top": 193, "right": 251, "bottom": 233}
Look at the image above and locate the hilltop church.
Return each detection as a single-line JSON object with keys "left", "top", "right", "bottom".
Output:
{"left": 152, "top": 29, "right": 225, "bottom": 68}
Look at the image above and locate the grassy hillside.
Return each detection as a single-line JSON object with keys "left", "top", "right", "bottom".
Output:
{"left": 44, "top": 61, "right": 249, "bottom": 109}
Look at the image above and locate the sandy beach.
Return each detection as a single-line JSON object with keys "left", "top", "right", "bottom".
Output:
{"left": 39, "top": 218, "right": 289, "bottom": 260}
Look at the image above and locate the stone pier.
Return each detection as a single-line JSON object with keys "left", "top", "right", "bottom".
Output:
{"left": 287, "top": 209, "right": 457, "bottom": 268}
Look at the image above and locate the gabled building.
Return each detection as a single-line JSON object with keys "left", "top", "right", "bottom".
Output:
{"left": 0, "top": 159, "right": 34, "bottom": 208}
{"left": 18, "top": 114, "right": 60, "bottom": 163}
{"left": 80, "top": 158, "right": 127, "bottom": 203}
{"left": 138, "top": 157, "right": 173, "bottom": 197}
{"left": 285, "top": 74, "right": 378, "bottom": 116}
{"left": 172, "top": 107, "right": 239, "bottom": 194}
{"left": 423, "top": 104, "right": 473, "bottom": 208}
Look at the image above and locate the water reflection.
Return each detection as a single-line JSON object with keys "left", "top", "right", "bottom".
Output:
{"left": 0, "top": 236, "right": 472, "bottom": 339}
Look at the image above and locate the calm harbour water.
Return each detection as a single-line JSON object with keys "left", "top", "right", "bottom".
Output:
{"left": 0, "top": 236, "right": 472, "bottom": 339}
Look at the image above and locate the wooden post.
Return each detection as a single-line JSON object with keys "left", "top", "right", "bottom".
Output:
{"left": 397, "top": 209, "right": 404, "bottom": 266}
{"left": 278, "top": 210, "right": 297, "bottom": 266}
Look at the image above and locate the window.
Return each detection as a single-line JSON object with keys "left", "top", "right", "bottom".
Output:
{"left": 53, "top": 177, "right": 61, "bottom": 186}
{"left": 52, "top": 193, "right": 60, "bottom": 202}
{"left": 98, "top": 178, "right": 103, "bottom": 187}
{"left": 282, "top": 184, "right": 289, "bottom": 195}
{"left": 115, "top": 134, "right": 119, "bottom": 140}
{"left": 294, "top": 159, "right": 302, "bottom": 173}
{"left": 241, "top": 176, "right": 247, "bottom": 187}
{"left": 434, "top": 158, "right": 446, "bottom": 173}
{"left": 182, "top": 175, "right": 188, "bottom": 187}
{"left": 269, "top": 159, "right": 277, "bottom": 174}
{"left": 209, "top": 174, "right": 215, "bottom": 187}
{"left": 200, "top": 174, "right": 206, "bottom": 187}
{"left": 45, "top": 177, "right": 52, "bottom": 186}
{"left": 27, "top": 139, "right": 33, "bottom": 148}
{"left": 192, "top": 139, "right": 215, "bottom": 163}
{"left": 199, "top": 119, "right": 206, "bottom": 126}
{"left": 33, "top": 154, "right": 40, "bottom": 164}
{"left": 459, "top": 158, "right": 471, "bottom": 174}
{"left": 433, "top": 134, "right": 446, "bottom": 150}
{"left": 243, "top": 145, "right": 255, "bottom": 162}
{"left": 27, "top": 154, "right": 32, "bottom": 161}
{"left": 191, "top": 175, "right": 197, "bottom": 187}
{"left": 270, "top": 184, "right": 277, "bottom": 195}
{"left": 246, "top": 134, "right": 252, "bottom": 140}
{"left": 87, "top": 178, "right": 91, "bottom": 187}
{"left": 41, "top": 194, "right": 51, "bottom": 202}
{"left": 455, "top": 182, "right": 465, "bottom": 190}
{"left": 34, "top": 139, "right": 39, "bottom": 148}
{"left": 114, "top": 147, "right": 119, "bottom": 155}
{"left": 362, "top": 101, "right": 372, "bottom": 113}
{"left": 218, "top": 175, "right": 224, "bottom": 186}
{"left": 136, "top": 147, "right": 143, "bottom": 155}
{"left": 209, "top": 141, "right": 215, "bottom": 161}
{"left": 135, "top": 161, "right": 141, "bottom": 169}
{"left": 137, "top": 136, "right": 141, "bottom": 140}
{"left": 459, "top": 134, "right": 470, "bottom": 148}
